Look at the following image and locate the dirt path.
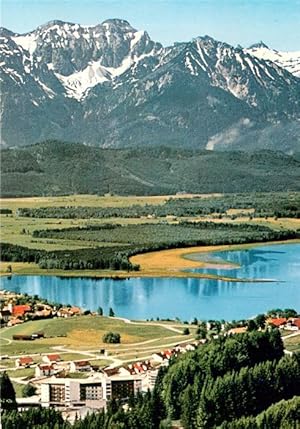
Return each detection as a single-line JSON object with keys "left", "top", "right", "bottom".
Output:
{"left": 282, "top": 331, "right": 300, "bottom": 340}
{"left": 112, "top": 316, "right": 183, "bottom": 333}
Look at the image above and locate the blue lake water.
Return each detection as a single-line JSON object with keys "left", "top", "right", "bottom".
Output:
{"left": 1, "top": 243, "right": 299, "bottom": 321}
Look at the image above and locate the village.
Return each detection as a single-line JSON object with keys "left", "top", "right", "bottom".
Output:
{"left": 1, "top": 289, "right": 300, "bottom": 422}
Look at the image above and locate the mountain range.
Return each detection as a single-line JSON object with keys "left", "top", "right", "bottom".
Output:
{"left": 1, "top": 19, "right": 299, "bottom": 151}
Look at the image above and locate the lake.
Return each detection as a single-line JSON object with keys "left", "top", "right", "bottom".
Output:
{"left": 1, "top": 243, "right": 299, "bottom": 321}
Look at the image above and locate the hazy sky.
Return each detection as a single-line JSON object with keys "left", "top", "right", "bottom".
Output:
{"left": 1, "top": 0, "right": 299, "bottom": 51}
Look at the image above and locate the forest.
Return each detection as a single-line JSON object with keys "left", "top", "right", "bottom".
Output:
{"left": 1, "top": 329, "right": 299, "bottom": 428}
{"left": 16, "top": 192, "right": 300, "bottom": 219}
{"left": 2, "top": 142, "right": 300, "bottom": 197}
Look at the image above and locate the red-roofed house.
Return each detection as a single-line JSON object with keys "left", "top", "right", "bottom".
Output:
{"left": 12, "top": 305, "right": 31, "bottom": 317}
{"left": 286, "top": 318, "right": 300, "bottom": 331}
{"left": 35, "top": 364, "right": 57, "bottom": 377}
{"left": 152, "top": 349, "right": 178, "bottom": 363}
{"left": 43, "top": 354, "right": 61, "bottom": 364}
{"left": 267, "top": 318, "right": 287, "bottom": 328}
{"left": 15, "top": 356, "right": 34, "bottom": 368}
{"left": 120, "top": 361, "right": 153, "bottom": 376}
{"left": 163, "top": 350, "right": 174, "bottom": 359}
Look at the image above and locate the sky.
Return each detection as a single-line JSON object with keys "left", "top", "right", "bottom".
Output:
{"left": 1, "top": 0, "right": 299, "bottom": 51}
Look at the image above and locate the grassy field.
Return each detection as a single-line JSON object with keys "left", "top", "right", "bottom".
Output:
{"left": 1, "top": 193, "right": 217, "bottom": 211}
{"left": 6, "top": 367, "right": 35, "bottom": 378}
{"left": 0, "top": 316, "right": 183, "bottom": 356}
{"left": 283, "top": 333, "right": 300, "bottom": 353}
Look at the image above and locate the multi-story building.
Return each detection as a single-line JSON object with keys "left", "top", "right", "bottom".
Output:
{"left": 40, "top": 374, "right": 142, "bottom": 409}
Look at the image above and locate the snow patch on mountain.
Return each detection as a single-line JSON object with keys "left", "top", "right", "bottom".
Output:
{"left": 246, "top": 46, "right": 300, "bottom": 77}
{"left": 55, "top": 46, "right": 152, "bottom": 100}
{"left": 11, "top": 33, "right": 37, "bottom": 55}
{"left": 56, "top": 62, "right": 110, "bottom": 99}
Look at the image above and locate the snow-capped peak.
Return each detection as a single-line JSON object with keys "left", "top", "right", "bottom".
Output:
{"left": 246, "top": 45, "right": 300, "bottom": 77}
{"left": 248, "top": 41, "right": 269, "bottom": 50}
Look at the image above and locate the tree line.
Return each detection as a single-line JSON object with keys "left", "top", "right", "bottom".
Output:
{"left": 16, "top": 192, "right": 300, "bottom": 219}
{"left": 0, "top": 243, "right": 140, "bottom": 272}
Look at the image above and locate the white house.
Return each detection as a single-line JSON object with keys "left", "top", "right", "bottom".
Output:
{"left": 69, "top": 360, "right": 92, "bottom": 373}
{"left": 35, "top": 364, "right": 58, "bottom": 378}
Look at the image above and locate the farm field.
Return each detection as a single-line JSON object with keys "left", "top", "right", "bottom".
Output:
{"left": 1, "top": 193, "right": 299, "bottom": 278}
{"left": 0, "top": 193, "right": 221, "bottom": 251}
{"left": 1, "top": 193, "right": 219, "bottom": 211}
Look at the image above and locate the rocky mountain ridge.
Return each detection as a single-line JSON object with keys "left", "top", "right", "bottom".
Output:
{"left": 1, "top": 19, "right": 299, "bottom": 151}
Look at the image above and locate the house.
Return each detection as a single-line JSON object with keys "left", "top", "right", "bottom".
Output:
{"left": 286, "top": 318, "right": 300, "bottom": 331}
{"left": 267, "top": 318, "right": 287, "bottom": 328}
{"left": 163, "top": 349, "right": 175, "bottom": 360}
{"left": 35, "top": 364, "right": 58, "bottom": 378}
{"left": 35, "top": 309, "right": 52, "bottom": 318}
{"left": 43, "top": 354, "right": 61, "bottom": 364}
{"left": 152, "top": 349, "right": 178, "bottom": 363}
{"left": 228, "top": 326, "right": 247, "bottom": 335}
{"left": 103, "top": 367, "right": 120, "bottom": 377}
{"left": 120, "top": 360, "right": 153, "bottom": 376}
{"left": 12, "top": 305, "right": 31, "bottom": 317}
{"left": 69, "top": 360, "right": 92, "bottom": 373}
{"left": 57, "top": 308, "right": 73, "bottom": 318}
{"left": 70, "top": 307, "right": 81, "bottom": 316}
{"left": 151, "top": 352, "right": 165, "bottom": 363}
{"left": 0, "top": 309, "right": 11, "bottom": 323}
{"left": 174, "top": 343, "right": 197, "bottom": 353}
{"left": 16, "top": 356, "right": 34, "bottom": 368}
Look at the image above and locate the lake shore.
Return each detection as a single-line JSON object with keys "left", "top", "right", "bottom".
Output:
{"left": 1, "top": 239, "right": 298, "bottom": 282}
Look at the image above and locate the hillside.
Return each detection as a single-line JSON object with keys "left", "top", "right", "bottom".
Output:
{"left": 1, "top": 141, "right": 300, "bottom": 196}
